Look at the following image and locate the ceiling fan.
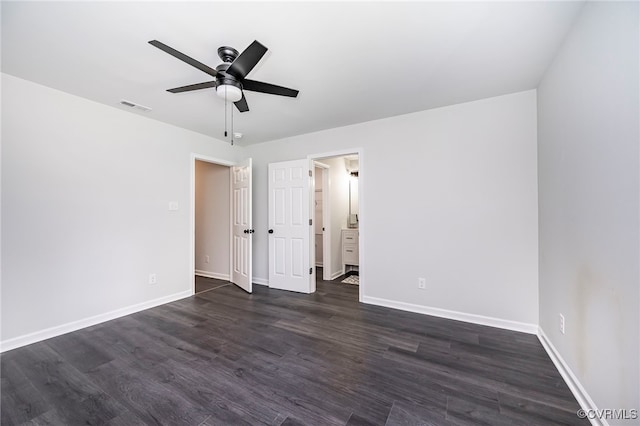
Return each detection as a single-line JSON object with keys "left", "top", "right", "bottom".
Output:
{"left": 149, "top": 39, "right": 299, "bottom": 113}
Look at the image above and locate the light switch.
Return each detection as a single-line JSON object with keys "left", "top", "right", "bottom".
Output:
{"left": 169, "top": 201, "right": 179, "bottom": 211}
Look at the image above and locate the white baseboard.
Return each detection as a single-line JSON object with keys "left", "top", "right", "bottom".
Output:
{"left": 0, "top": 290, "right": 192, "bottom": 353}
{"left": 537, "top": 327, "right": 604, "bottom": 426}
{"left": 195, "top": 270, "right": 230, "bottom": 281}
{"left": 253, "top": 277, "right": 269, "bottom": 286}
{"left": 330, "top": 270, "right": 343, "bottom": 281}
{"left": 361, "top": 295, "right": 538, "bottom": 334}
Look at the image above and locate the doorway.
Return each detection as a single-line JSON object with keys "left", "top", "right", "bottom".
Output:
{"left": 190, "top": 154, "right": 253, "bottom": 295}
{"left": 194, "top": 159, "right": 231, "bottom": 289}
{"left": 310, "top": 153, "right": 360, "bottom": 286}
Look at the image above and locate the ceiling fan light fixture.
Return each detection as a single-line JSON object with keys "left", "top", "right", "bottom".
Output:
{"left": 216, "top": 84, "right": 242, "bottom": 103}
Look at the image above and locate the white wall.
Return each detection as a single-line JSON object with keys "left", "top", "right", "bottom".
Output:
{"left": 1, "top": 74, "right": 241, "bottom": 347}
{"left": 194, "top": 160, "right": 230, "bottom": 280}
{"left": 537, "top": 2, "right": 639, "bottom": 421}
{"left": 246, "top": 90, "right": 539, "bottom": 327}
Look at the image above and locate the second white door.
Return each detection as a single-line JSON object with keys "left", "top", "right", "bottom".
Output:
{"left": 268, "top": 159, "right": 313, "bottom": 293}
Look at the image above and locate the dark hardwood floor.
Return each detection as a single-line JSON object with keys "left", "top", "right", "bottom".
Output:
{"left": 2, "top": 272, "right": 586, "bottom": 425}
{"left": 195, "top": 275, "right": 230, "bottom": 294}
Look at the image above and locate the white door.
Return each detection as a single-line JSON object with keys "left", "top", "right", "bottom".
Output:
{"left": 231, "top": 158, "right": 252, "bottom": 293}
{"left": 268, "top": 159, "right": 313, "bottom": 293}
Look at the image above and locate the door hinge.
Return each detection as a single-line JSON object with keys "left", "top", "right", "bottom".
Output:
{"left": 309, "top": 219, "right": 312, "bottom": 226}
{"left": 309, "top": 170, "right": 312, "bottom": 177}
{"left": 309, "top": 267, "right": 313, "bottom": 275}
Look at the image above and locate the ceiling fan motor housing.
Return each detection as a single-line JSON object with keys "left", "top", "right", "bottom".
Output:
{"left": 214, "top": 63, "right": 239, "bottom": 85}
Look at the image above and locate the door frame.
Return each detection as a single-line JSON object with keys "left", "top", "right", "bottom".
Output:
{"left": 190, "top": 153, "right": 236, "bottom": 295}
{"left": 308, "top": 148, "right": 364, "bottom": 301}
{"left": 313, "top": 161, "right": 331, "bottom": 281}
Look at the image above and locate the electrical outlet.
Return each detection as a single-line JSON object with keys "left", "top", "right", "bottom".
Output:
{"left": 149, "top": 273, "right": 157, "bottom": 285}
{"left": 418, "top": 277, "right": 426, "bottom": 289}
{"left": 205, "top": 255, "right": 210, "bottom": 264}
{"left": 559, "top": 313, "right": 565, "bottom": 334}
{"left": 168, "top": 201, "right": 179, "bottom": 211}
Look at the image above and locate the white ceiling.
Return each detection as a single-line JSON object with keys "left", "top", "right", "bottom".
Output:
{"left": 2, "top": 1, "right": 584, "bottom": 146}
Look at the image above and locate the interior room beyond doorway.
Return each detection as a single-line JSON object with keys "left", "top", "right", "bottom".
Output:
{"left": 194, "top": 159, "right": 231, "bottom": 290}
{"left": 313, "top": 153, "right": 360, "bottom": 286}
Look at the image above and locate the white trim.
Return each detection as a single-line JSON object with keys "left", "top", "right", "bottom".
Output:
{"left": 308, "top": 148, "right": 362, "bottom": 160}
{"left": 195, "top": 270, "right": 230, "bottom": 281}
{"left": 329, "top": 270, "right": 343, "bottom": 281}
{"left": 0, "top": 290, "right": 192, "bottom": 353}
{"left": 357, "top": 149, "right": 364, "bottom": 302}
{"left": 190, "top": 153, "right": 236, "bottom": 167}
{"left": 253, "top": 277, "right": 269, "bottom": 286}
{"left": 537, "top": 328, "right": 604, "bottom": 426}
{"left": 362, "top": 295, "right": 538, "bottom": 334}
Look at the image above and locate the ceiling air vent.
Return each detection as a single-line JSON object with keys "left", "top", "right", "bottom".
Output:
{"left": 119, "top": 99, "right": 152, "bottom": 112}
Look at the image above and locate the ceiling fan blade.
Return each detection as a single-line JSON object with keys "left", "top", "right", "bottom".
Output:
{"left": 242, "top": 79, "right": 299, "bottom": 97}
{"left": 234, "top": 93, "right": 249, "bottom": 112}
{"left": 149, "top": 40, "right": 218, "bottom": 78}
{"left": 226, "top": 40, "right": 268, "bottom": 80}
{"left": 167, "top": 81, "right": 216, "bottom": 93}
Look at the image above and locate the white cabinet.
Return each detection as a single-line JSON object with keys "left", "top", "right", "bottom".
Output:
{"left": 342, "top": 229, "right": 359, "bottom": 269}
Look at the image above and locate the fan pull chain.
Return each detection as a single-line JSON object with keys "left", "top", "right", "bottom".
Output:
{"left": 231, "top": 103, "right": 234, "bottom": 146}
{"left": 224, "top": 88, "right": 228, "bottom": 138}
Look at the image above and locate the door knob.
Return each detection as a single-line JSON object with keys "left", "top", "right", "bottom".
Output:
{"left": 249, "top": 229, "right": 255, "bottom": 234}
{"left": 243, "top": 229, "right": 249, "bottom": 234}
{"left": 268, "top": 229, "right": 274, "bottom": 234}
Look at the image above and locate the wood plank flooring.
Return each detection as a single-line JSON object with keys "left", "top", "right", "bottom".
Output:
{"left": 2, "top": 274, "right": 587, "bottom": 425}
{"left": 195, "top": 275, "right": 230, "bottom": 294}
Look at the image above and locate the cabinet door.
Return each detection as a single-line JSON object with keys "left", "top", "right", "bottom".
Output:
{"left": 342, "top": 230, "right": 358, "bottom": 244}
{"left": 343, "top": 244, "right": 359, "bottom": 265}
